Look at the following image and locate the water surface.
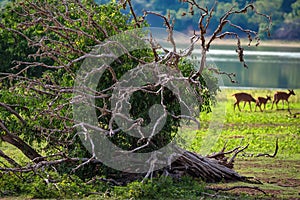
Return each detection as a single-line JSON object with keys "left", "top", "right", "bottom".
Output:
{"left": 204, "top": 45, "right": 300, "bottom": 89}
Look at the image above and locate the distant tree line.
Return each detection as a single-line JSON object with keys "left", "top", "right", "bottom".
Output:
{"left": 2, "top": 0, "right": 299, "bottom": 40}
{"left": 95, "top": 0, "right": 300, "bottom": 40}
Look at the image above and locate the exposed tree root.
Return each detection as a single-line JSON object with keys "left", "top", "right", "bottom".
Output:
{"left": 207, "top": 143, "right": 249, "bottom": 169}
{"left": 256, "top": 138, "right": 278, "bottom": 158}
{"left": 206, "top": 185, "right": 267, "bottom": 195}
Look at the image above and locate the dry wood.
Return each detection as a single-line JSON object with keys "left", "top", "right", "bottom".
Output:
{"left": 166, "top": 147, "right": 249, "bottom": 182}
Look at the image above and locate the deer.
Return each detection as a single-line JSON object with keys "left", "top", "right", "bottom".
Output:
{"left": 232, "top": 92, "right": 256, "bottom": 112}
{"left": 271, "top": 89, "right": 296, "bottom": 110}
{"left": 255, "top": 95, "right": 271, "bottom": 112}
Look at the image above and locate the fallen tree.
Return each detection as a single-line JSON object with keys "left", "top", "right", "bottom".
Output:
{"left": 0, "top": 0, "right": 272, "bottom": 196}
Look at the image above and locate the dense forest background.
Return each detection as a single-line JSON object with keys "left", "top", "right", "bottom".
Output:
{"left": 97, "top": 0, "right": 300, "bottom": 40}
{"left": 1, "top": 0, "right": 299, "bottom": 39}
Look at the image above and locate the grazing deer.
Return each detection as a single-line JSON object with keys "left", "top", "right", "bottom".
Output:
{"left": 232, "top": 92, "right": 256, "bottom": 111}
{"left": 255, "top": 95, "right": 271, "bottom": 112}
{"left": 271, "top": 89, "right": 296, "bottom": 110}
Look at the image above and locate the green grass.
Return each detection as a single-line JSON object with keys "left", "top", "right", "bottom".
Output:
{"left": 186, "top": 88, "right": 300, "bottom": 200}
{"left": 198, "top": 88, "right": 300, "bottom": 156}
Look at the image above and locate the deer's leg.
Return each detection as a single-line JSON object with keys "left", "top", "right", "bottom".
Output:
{"left": 271, "top": 102, "right": 274, "bottom": 109}
{"left": 259, "top": 104, "right": 263, "bottom": 112}
{"left": 255, "top": 104, "right": 258, "bottom": 112}
{"left": 243, "top": 101, "right": 247, "bottom": 110}
{"left": 271, "top": 99, "right": 276, "bottom": 109}
{"left": 236, "top": 102, "right": 241, "bottom": 111}
{"left": 249, "top": 101, "right": 252, "bottom": 112}
{"left": 256, "top": 102, "right": 262, "bottom": 112}
{"left": 255, "top": 101, "right": 259, "bottom": 112}
{"left": 275, "top": 100, "right": 279, "bottom": 110}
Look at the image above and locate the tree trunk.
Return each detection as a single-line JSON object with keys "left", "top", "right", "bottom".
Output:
{"left": 199, "top": 48, "right": 207, "bottom": 75}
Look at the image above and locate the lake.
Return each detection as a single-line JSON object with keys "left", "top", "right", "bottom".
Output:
{"left": 204, "top": 44, "right": 300, "bottom": 89}
{"left": 147, "top": 28, "right": 300, "bottom": 89}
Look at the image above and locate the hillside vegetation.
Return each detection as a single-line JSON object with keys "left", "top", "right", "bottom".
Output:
{"left": 2, "top": 0, "right": 299, "bottom": 39}
{"left": 96, "top": 0, "right": 300, "bottom": 40}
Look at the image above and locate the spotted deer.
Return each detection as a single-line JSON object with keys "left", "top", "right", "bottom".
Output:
{"left": 271, "top": 89, "right": 296, "bottom": 110}
{"left": 255, "top": 95, "right": 271, "bottom": 112}
{"left": 232, "top": 92, "right": 256, "bottom": 111}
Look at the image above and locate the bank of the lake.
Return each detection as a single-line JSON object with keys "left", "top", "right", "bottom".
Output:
{"left": 212, "top": 39, "right": 300, "bottom": 48}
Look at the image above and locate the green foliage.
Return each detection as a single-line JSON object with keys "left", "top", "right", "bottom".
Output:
{"left": 0, "top": 171, "right": 206, "bottom": 199}
{"left": 0, "top": 171, "right": 111, "bottom": 199}
{"left": 0, "top": 0, "right": 134, "bottom": 141}
{"left": 0, "top": 0, "right": 133, "bottom": 76}
{"left": 0, "top": 1, "right": 52, "bottom": 76}
{"left": 112, "top": 176, "right": 205, "bottom": 199}
{"left": 2, "top": 171, "right": 252, "bottom": 199}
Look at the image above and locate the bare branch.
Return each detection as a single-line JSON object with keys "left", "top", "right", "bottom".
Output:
{"left": 126, "top": 0, "right": 140, "bottom": 28}
{"left": 0, "top": 102, "right": 26, "bottom": 124}
{"left": 143, "top": 11, "right": 176, "bottom": 52}
{"left": 256, "top": 138, "right": 278, "bottom": 158}
{"left": 0, "top": 157, "right": 102, "bottom": 173}
{"left": 0, "top": 120, "right": 43, "bottom": 161}
{"left": 228, "top": 144, "right": 249, "bottom": 167}
{"left": 208, "top": 67, "right": 237, "bottom": 83}
{"left": 0, "top": 150, "right": 21, "bottom": 167}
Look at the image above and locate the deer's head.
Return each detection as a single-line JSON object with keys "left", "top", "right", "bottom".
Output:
{"left": 288, "top": 89, "right": 296, "bottom": 96}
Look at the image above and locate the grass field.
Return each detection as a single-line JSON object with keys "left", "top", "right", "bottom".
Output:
{"left": 189, "top": 88, "right": 300, "bottom": 199}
